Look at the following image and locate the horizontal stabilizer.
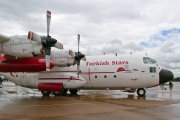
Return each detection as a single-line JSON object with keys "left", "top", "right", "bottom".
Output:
{"left": 0, "top": 34, "right": 10, "bottom": 43}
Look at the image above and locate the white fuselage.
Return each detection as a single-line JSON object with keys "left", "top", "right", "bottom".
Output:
{"left": 0, "top": 54, "right": 161, "bottom": 90}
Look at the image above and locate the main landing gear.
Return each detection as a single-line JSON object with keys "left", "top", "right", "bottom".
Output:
{"left": 41, "top": 91, "right": 51, "bottom": 96}
{"left": 41, "top": 89, "right": 67, "bottom": 96}
{"left": 41, "top": 89, "right": 78, "bottom": 96}
{"left": 41, "top": 86, "right": 67, "bottom": 96}
{"left": 69, "top": 89, "right": 78, "bottom": 95}
{"left": 137, "top": 88, "right": 146, "bottom": 97}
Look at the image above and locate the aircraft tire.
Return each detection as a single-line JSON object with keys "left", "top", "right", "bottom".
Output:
{"left": 41, "top": 91, "right": 51, "bottom": 96}
{"left": 137, "top": 88, "right": 146, "bottom": 97}
{"left": 69, "top": 89, "right": 78, "bottom": 94}
{"left": 64, "top": 89, "right": 68, "bottom": 94}
{"left": 53, "top": 88, "right": 65, "bottom": 96}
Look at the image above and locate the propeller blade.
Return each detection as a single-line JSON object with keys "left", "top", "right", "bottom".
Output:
{"left": 44, "top": 47, "right": 51, "bottom": 73}
{"left": 77, "top": 34, "right": 80, "bottom": 52}
{"left": 47, "top": 10, "right": 51, "bottom": 37}
{"left": 28, "top": 31, "right": 41, "bottom": 43}
{"left": 76, "top": 60, "right": 80, "bottom": 77}
{"left": 54, "top": 42, "right": 64, "bottom": 49}
{"left": 28, "top": 10, "right": 63, "bottom": 74}
{"left": 45, "top": 55, "right": 50, "bottom": 73}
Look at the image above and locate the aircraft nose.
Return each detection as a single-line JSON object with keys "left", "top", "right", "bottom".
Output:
{"left": 159, "top": 69, "right": 174, "bottom": 84}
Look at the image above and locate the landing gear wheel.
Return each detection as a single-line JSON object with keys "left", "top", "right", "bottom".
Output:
{"left": 53, "top": 88, "right": 65, "bottom": 96}
{"left": 137, "top": 88, "right": 146, "bottom": 97}
{"left": 69, "top": 89, "right": 78, "bottom": 95}
{"left": 41, "top": 91, "right": 51, "bottom": 96}
{"left": 64, "top": 89, "right": 68, "bottom": 94}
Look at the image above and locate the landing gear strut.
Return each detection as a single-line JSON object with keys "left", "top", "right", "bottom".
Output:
{"left": 69, "top": 89, "right": 78, "bottom": 94}
{"left": 53, "top": 88, "right": 68, "bottom": 96}
{"left": 41, "top": 91, "right": 51, "bottom": 96}
{"left": 53, "top": 89, "right": 64, "bottom": 96}
{"left": 137, "top": 88, "right": 146, "bottom": 97}
{"left": 41, "top": 87, "right": 68, "bottom": 96}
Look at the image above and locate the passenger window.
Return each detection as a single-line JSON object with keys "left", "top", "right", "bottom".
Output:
{"left": 95, "top": 75, "right": 97, "bottom": 78}
{"left": 150, "top": 67, "right": 156, "bottom": 73}
{"left": 114, "top": 75, "right": 116, "bottom": 78}
{"left": 104, "top": 75, "right": 107, "bottom": 78}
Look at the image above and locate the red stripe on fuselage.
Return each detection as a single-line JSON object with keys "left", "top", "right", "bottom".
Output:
{"left": 39, "top": 71, "right": 115, "bottom": 74}
{"left": 39, "top": 78, "right": 82, "bottom": 81}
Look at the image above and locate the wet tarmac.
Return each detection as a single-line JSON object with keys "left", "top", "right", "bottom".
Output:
{"left": 0, "top": 82, "right": 180, "bottom": 120}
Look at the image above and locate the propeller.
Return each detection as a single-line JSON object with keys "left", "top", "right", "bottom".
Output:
{"left": 69, "top": 34, "right": 85, "bottom": 77}
{"left": 27, "top": 10, "right": 63, "bottom": 73}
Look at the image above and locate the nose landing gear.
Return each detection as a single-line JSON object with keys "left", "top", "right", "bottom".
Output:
{"left": 137, "top": 88, "right": 146, "bottom": 97}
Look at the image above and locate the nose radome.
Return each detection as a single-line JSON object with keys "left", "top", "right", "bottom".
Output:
{"left": 159, "top": 69, "right": 174, "bottom": 84}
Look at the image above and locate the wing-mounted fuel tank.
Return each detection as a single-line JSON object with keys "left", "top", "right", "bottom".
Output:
{"left": 0, "top": 35, "right": 44, "bottom": 58}
{"left": 50, "top": 51, "right": 75, "bottom": 67}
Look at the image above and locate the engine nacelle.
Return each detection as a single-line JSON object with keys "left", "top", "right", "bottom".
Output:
{"left": 0, "top": 35, "right": 44, "bottom": 58}
{"left": 51, "top": 51, "right": 75, "bottom": 67}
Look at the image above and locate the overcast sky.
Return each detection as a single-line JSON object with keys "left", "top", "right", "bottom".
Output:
{"left": 0, "top": 0, "right": 180, "bottom": 77}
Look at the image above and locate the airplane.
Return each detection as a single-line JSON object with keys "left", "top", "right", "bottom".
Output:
{"left": 0, "top": 52, "right": 174, "bottom": 97}
{"left": 0, "top": 10, "right": 173, "bottom": 97}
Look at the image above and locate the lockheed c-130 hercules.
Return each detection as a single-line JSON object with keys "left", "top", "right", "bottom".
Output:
{"left": 0, "top": 11, "right": 174, "bottom": 97}
{"left": 0, "top": 52, "right": 174, "bottom": 97}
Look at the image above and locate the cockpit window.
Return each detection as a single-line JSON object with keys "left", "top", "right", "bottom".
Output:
{"left": 150, "top": 67, "right": 156, "bottom": 73}
{"left": 143, "top": 57, "right": 156, "bottom": 64}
